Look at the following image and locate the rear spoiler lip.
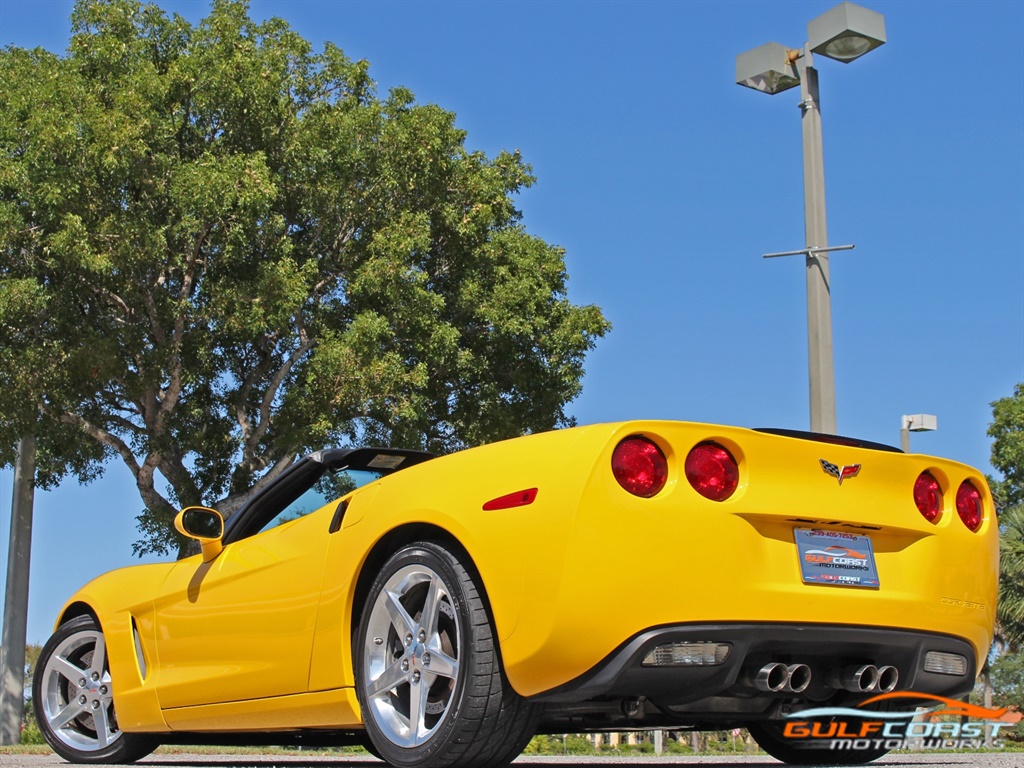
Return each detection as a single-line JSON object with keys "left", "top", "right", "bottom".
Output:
{"left": 310, "top": 447, "right": 435, "bottom": 473}
{"left": 753, "top": 428, "right": 902, "bottom": 454}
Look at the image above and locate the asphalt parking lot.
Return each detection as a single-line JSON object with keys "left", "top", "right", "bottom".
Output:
{"left": 3, "top": 752, "right": 1024, "bottom": 768}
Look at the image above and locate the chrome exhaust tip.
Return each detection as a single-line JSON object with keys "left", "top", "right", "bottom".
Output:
{"left": 876, "top": 665, "right": 899, "bottom": 693}
{"left": 754, "top": 662, "right": 790, "bottom": 692}
{"left": 830, "top": 664, "right": 880, "bottom": 692}
{"left": 783, "top": 663, "right": 812, "bottom": 693}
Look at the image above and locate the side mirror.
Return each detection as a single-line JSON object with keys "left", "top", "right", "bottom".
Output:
{"left": 174, "top": 506, "right": 224, "bottom": 562}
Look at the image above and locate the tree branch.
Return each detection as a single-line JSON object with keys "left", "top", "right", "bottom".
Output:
{"left": 92, "top": 286, "right": 131, "bottom": 319}
{"left": 165, "top": 225, "right": 213, "bottom": 420}
{"left": 240, "top": 317, "right": 313, "bottom": 470}
{"left": 136, "top": 453, "right": 178, "bottom": 519}
{"left": 58, "top": 411, "right": 141, "bottom": 479}
{"left": 157, "top": 451, "right": 201, "bottom": 508}
{"left": 234, "top": 339, "right": 278, "bottom": 444}
{"left": 144, "top": 273, "right": 166, "bottom": 347}
{"left": 219, "top": 453, "right": 295, "bottom": 518}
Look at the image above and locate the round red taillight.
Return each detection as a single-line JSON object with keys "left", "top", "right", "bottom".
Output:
{"left": 684, "top": 442, "right": 738, "bottom": 502}
{"left": 913, "top": 472, "right": 942, "bottom": 522}
{"left": 612, "top": 436, "right": 668, "bottom": 498}
{"left": 956, "top": 481, "right": 983, "bottom": 532}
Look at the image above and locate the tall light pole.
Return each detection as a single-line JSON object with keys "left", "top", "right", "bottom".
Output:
{"left": 736, "top": 2, "right": 886, "bottom": 435}
{"left": 0, "top": 436, "right": 36, "bottom": 745}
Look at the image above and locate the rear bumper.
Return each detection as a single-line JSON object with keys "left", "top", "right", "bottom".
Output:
{"left": 531, "top": 622, "right": 977, "bottom": 706}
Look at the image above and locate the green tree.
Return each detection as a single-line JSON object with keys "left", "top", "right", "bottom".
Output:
{"left": 0, "top": 0, "right": 609, "bottom": 557}
{"left": 991, "top": 384, "right": 1024, "bottom": 649}
{"left": 991, "top": 383, "right": 1024, "bottom": 512}
{"left": 985, "top": 651, "right": 1024, "bottom": 710}
{"left": 997, "top": 506, "right": 1024, "bottom": 651}
{"left": 974, "top": 649, "right": 1024, "bottom": 742}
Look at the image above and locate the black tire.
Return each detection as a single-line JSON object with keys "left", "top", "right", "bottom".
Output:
{"left": 33, "top": 615, "right": 158, "bottom": 764}
{"left": 747, "top": 720, "right": 891, "bottom": 765}
{"left": 354, "top": 541, "right": 536, "bottom": 768}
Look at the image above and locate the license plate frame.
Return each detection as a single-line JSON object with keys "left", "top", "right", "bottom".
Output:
{"left": 795, "top": 528, "right": 880, "bottom": 588}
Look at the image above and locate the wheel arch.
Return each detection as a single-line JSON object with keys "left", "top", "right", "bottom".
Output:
{"left": 57, "top": 601, "right": 100, "bottom": 629}
{"left": 350, "top": 523, "right": 494, "bottom": 642}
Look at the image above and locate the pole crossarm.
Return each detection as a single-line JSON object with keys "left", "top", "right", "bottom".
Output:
{"left": 763, "top": 244, "right": 856, "bottom": 259}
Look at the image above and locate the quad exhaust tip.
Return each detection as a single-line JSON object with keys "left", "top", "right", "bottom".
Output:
{"left": 753, "top": 662, "right": 812, "bottom": 693}
{"left": 751, "top": 662, "right": 898, "bottom": 694}
{"left": 830, "top": 664, "right": 899, "bottom": 693}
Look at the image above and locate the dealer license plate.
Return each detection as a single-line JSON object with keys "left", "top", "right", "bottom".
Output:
{"left": 795, "top": 528, "right": 879, "bottom": 588}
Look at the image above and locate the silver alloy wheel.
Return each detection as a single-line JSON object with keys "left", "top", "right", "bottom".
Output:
{"left": 37, "top": 627, "right": 120, "bottom": 753}
{"left": 362, "top": 563, "right": 461, "bottom": 748}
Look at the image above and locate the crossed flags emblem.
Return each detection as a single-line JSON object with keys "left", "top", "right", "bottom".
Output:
{"left": 819, "top": 459, "right": 861, "bottom": 485}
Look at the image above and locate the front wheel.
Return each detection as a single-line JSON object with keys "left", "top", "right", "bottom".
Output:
{"left": 354, "top": 541, "right": 536, "bottom": 768}
{"left": 747, "top": 720, "right": 891, "bottom": 765}
{"left": 33, "top": 615, "right": 157, "bottom": 764}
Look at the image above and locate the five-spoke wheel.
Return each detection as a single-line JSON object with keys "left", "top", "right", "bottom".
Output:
{"left": 355, "top": 541, "right": 536, "bottom": 768}
{"left": 361, "top": 561, "right": 461, "bottom": 746}
{"left": 33, "top": 615, "right": 156, "bottom": 764}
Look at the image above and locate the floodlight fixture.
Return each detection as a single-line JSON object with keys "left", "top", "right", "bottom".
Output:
{"left": 903, "top": 414, "right": 938, "bottom": 433}
{"left": 808, "top": 2, "right": 886, "bottom": 63}
{"left": 901, "top": 414, "right": 937, "bottom": 453}
{"left": 735, "top": 42, "right": 799, "bottom": 95}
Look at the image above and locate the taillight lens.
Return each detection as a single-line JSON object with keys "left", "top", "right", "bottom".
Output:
{"left": 685, "top": 442, "right": 738, "bottom": 501}
{"left": 913, "top": 472, "right": 942, "bottom": 522}
{"left": 956, "top": 481, "right": 983, "bottom": 532}
{"left": 612, "top": 436, "right": 668, "bottom": 498}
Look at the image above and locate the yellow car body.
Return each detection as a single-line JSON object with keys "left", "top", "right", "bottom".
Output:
{"left": 35, "top": 421, "right": 997, "bottom": 767}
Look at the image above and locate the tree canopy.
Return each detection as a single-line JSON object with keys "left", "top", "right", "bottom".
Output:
{"left": 0, "top": 0, "right": 609, "bottom": 556}
{"left": 990, "top": 384, "right": 1024, "bottom": 649}
{"left": 990, "top": 383, "right": 1024, "bottom": 512}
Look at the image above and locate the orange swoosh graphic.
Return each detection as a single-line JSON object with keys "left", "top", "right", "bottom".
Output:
{"left": 823, "top": 546, "right": 867, "bottom": 558}
{"left": 860, "top": 691, "right": 1019, "bottom": 722}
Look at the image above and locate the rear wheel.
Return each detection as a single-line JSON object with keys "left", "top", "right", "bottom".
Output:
{"left": 747, "top": 720, "right": 890, "bottom": 765}
{"left": 33, "top": 615, "right": 157, "bottom": 764}
{"left": 355, "top": 541, "right": 535, "bottom": 768}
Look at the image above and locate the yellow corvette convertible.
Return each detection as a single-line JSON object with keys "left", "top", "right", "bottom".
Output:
{"left": 33, "top": 421, "right": 997, "bottom": 766}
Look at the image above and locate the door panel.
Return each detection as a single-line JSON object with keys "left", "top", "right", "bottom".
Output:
{"left": 151, "top": 507, "right": 332, "bottom": 710}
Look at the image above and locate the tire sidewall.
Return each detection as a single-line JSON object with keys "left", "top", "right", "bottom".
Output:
{"left": 354, "top": 542, "right": 474, "bottom": 767}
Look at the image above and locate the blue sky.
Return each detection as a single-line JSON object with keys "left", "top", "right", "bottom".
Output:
{"left": 1, "top": 0, "right": 1022, "bottom": 643}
